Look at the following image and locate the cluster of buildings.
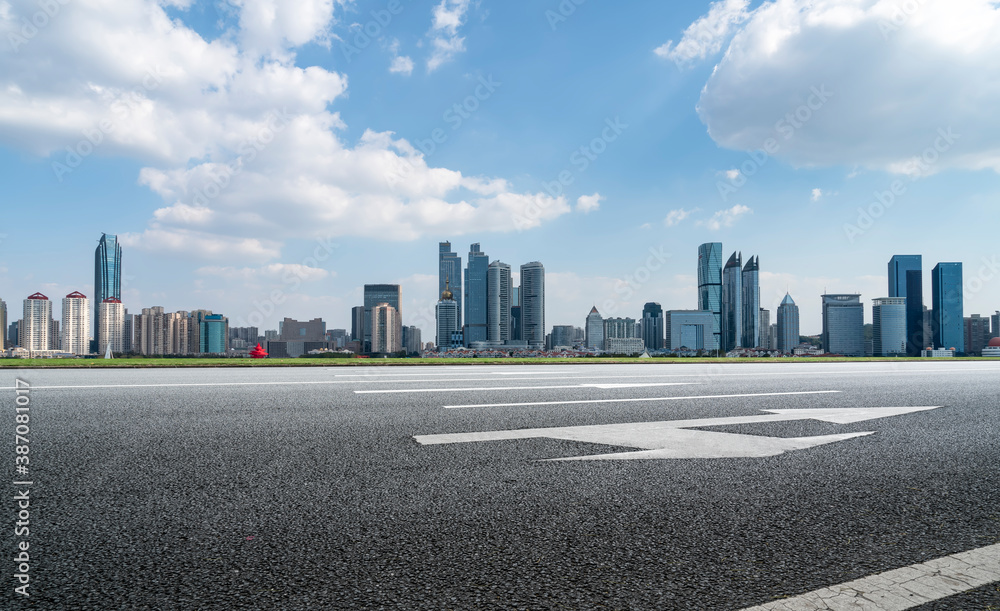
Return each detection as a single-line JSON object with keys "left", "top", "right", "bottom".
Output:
{"left": 2, "top": 235, "right": 997, "bottom": 359}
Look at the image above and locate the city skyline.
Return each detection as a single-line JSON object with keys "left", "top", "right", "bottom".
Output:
{"left": 2, "top": 1, "right": 999, "bottom": 341}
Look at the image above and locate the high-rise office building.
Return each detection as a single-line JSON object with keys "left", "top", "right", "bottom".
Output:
{"left": 371, "top": 303, "right": 401, "bottom": 354}
{"left": 697, "top": 243, "right": 723, "bottom": 349}
{"left": 822, "top": 294, "right": 864, "bottom": 356}
{"left": 585, "top": 306, "right": 604, "bottom": 350}
{"left": 777, "top": 293, "right": 799, "bottom": 353}
{"left": 964, "top": 314, "right": 990, "bottom": 356}
{"left": 363, "top": 284, "right": 401, "bottom": 352}
{"left": 872, "top": 297, "right": 907, "bottom": 356}
{"left": 197, "top": 313, "right": 228, "bottom": 353}
{"left": 279, "top": 318, "right": 327, "bottom": 341}
{"left": 992, "top": 312, "right": 1000, "bottom": 340}
{"left": 510, "top": 286, "right": 521, "bottom": 341}
{"left": 664, "top": 310, "right": 719, "bottom": 352}
{"left": 641, "top": 302, "right": 664, "bottom": 351}
{"left": 0, "top": 299, "right": 7, "bottom": 349}
{"left": 62, "top": 291, "right": 91, "bottom": 355}
{"left": 604, "top": 317, "right": 639, "bottom": 340}
{"left": 94, "top": 233, "right": 122, "bottom": 352}
{"left": 769, "top": 323, "right": 778, "bottom": 351}
{"left": 759, "top": 308, "right": 770, "bottom": 350}
{"left": 888, "top": 255, "right": 923, "bottom": 356}
{"left": 550, "top": 325, "right": 576, "bottom": 349}
{"left": 351, "top": 306, "right": 365, "bottom": 343}
{"left": 98, "top": 298, "right": 125, "bottom": 355}
{"left": 50, "top": 320, "right": 60, "bottom": 350}
{"left": 463, "top": 244, "right": 489, "bottom": 346}
{"left": 487, "top": 261, "right": 512, "bottom": 343}
{"left": 741, "top": 256, "right": 760, "bottom": 348}
{"left": 931, "top": 262, "right": 964, "bottom": 353}
{"left": 436, "top": 280, "right": 459, "bottom": 350}
{"left": 721, "top": 251, "right": 742, "bottom": 351}
{"left": 23, "top": 293, "right": 52, "bottom": 352}
{"left": 403, "top": 326, "right": 422, "bottom": 354}
{"left": 520, "top": 262, "right": 545, "bottom": 349}
{"left": 439, "top": 242, "right": 462, "bottom": 331}
{"left": 122, "top": 309, "right": 134, "bottom": 353}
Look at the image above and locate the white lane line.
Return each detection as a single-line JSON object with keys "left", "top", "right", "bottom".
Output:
{"left": 334, "top": 367, "right": 998, "bottom": 379}
{"left": 355, "top": 382, "right": 699, "bottom": 394}
{"left": 331, "top": 370, "right": 571, "bottom": 377}
{"left": 0, "top": 377, "right": 597, "bottom": 390}
{"left": 740, "top": 542, "right": 1000, "bottom": 610}
{"left": 443, "top": 390, "right": 841, "bottom": 409}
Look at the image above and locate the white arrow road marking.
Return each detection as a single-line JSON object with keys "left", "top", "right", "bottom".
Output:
{"left": 739, "top": 542, "right": 1000, "bottom": 610}
{"left": 355, "top": 382, "right": 699, "bottom": 394}
{"left": 443, "top": 390, "right": 841, "bottom": 409}
{"left": 414, "top": 406, "right": 942, "bottom": 460}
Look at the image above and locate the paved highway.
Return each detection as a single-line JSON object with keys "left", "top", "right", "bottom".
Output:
{"left": 3, "top": 362, "right": 999, "bottom": 609}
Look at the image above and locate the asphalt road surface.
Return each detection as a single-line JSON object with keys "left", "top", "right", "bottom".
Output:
{"left": 2, "top": 361, "right": 999, "bottom": 610}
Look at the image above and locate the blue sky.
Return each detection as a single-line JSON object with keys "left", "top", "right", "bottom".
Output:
{"left": 1, "top": 0, "right": 999, "bottom": 337}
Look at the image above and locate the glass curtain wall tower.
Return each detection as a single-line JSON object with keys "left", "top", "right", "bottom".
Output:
{"left": 721, "top": 251, "right": 742, "bottom": 352}
{"left": 931, "top": 262, "right": 964, "bottom": 353}
{"left": 697, "top": 243, "right": 723, "bottom": 350}
{"left": 888, "top": 255, "right": 923, "bottom": 356}
{"left": 94, "top": 233, "right": 122, "bottom": 352}
{"left": 741, "top": 256, "right": 760, "bottom": 348}
{"left": 439, "top": 242, "right": 462, "bottom": 331}
{"left": 463, "top": 244, "right": 489, "bottom": 346}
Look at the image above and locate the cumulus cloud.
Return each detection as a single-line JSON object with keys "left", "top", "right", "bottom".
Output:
{"left": 427, "top": 0, "right": 470, "bottom": 71}
{"left": 0, "top": 0, "right": 568, "bottom": 262}
{"left": 664, "top": 208, "right": 695, "bottom": 227}
{"left": 670, "top": 0, "right": 1000, "bottom": 174}
{"left": 654, "top": 0, "right": 749, "bottom": 65}
{"left": 811, "top": 188, "right": 823, "bottom": 202}
{"left": 387, "top": 39, "right": 413, "bottom": 76}
{"left": 700, "top": 204, "right": 752, "bottom": 230}
{"left": 576, "top": 193, "right": 603, "bottom": 214}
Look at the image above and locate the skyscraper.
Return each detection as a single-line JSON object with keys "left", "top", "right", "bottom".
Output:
{"left": 721, "top": 251, "right": 742, "bottom": 351}
{"left": 510, "top": 286, "right": 522, "bottom": 341}
{"left": 759, "top": 308, "right": 770, "bottom": 350}
{"left": 664, "top": 310, "right": 718, "bottom": 352}
{"left": 98, "top": 298, "right": 125, "bottom": 355}
{"left": 23, "top": 293, "right": 52, "bottom": 352}
{"left": 822, "top": 294, "right": 864, "bottom": 356}
{"left": 776, "top": 293, "right": 799, "bottom": 353}
{"left": 888, "top": 255, "right": 923, "bottom": 356}
{"left": 351, "top": 306, "right": 365, "bottom": 343}
{"left": 964, "top": 314, "right": 990, "bottom": 356}
{"left": 872, "top": 297, "right": 907, "bottom": 356}
{"left": 199, "top": 313, "right": 229, "bottom": 353}
{"left": 992, "top": 311, "right": 999, "bottom": 340}
{"left": 463, "top": 243, "right": 489, "bottom": 346}
{"left": 641, "top": 302, "right": 664, "bottom": 351}
{"left": 0, "top": 299, "right": 6, "bottom": 349}
{"left": 585, "top": 306, "right": 604, "bottom": 350}
{"left": 487, "top": 261, "right": 512, "bottom": 343}
{"left": 436, "top": 280, "right": 459, "bottom": 350}
{"left": 520, "top": 261, "right": 545, "bottom": 349}
{"left": 697, "top": 243, "right": 723, "bottom": 348}
{"left": 371, "top": 303, "right": 401, "bottom": 354}
{"left": 439, "top": 242, "right": 462, "bottom": 330}
{"left": 62, "top": 292, "right": 91, "bottom": 355}
{"left": 94, "top": 233, "right": 122, "bottom": 352}
{"left": 931, "top": 262, "right": 964, "bottom": 352}
{"left": 741, "top": 255, "right": 760, "bottom": 348}
{"left": 363, "top": 284, "right": 401, "bottom": 352}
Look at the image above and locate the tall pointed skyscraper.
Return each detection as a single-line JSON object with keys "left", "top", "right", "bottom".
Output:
{"left": 721, "top": 251, "right": 742, "bottom": 351}
{"left": 94, "top": 234, "right": 122, "bottom": 352}
{"left": 439, "top": 242, "right": 462, "bottom": 331}
{"left": 777, "top": 293, "right": 799, "bottom": 353}
{"left": 741, "top": 256, "right": 760, "bottom": 348}
{"left": 888, "top": 255, "right": 923, "bottom": 356}
{"left": 697, "top": 243, "right": 723, "bottom": 349}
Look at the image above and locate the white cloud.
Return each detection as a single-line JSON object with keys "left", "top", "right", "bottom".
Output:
{"left": 724, "top": 169, "right": 741, "bottom": 181}
{"left": 387, "top": 39, "right": 413, "bottom": 76}
{"left": 811, "top": 188, "right": 823, "bottom": 202}
{"left": 689, "top": 0, "right": 1000, "bottom": 174}
{"left": 654, "top": 0, "right": 749, "bottom": 65}
{"left": 664, "top": 208, "right": 695, "bottom": 227}
{"left": 576, "top": 193, "right": 603, "bottom": 214}
{"left": 427, "top": 0, "right": 470, "bottom": 71}
{"left": 0, "top": 0, "right": 568, "bottom": 262}
{"left": 700, "top": 204, "right": 752, "bottom": 230}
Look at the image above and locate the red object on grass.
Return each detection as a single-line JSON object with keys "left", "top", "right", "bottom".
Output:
{"left": 250, "top": 343, "right": 269, "bottom": 359}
